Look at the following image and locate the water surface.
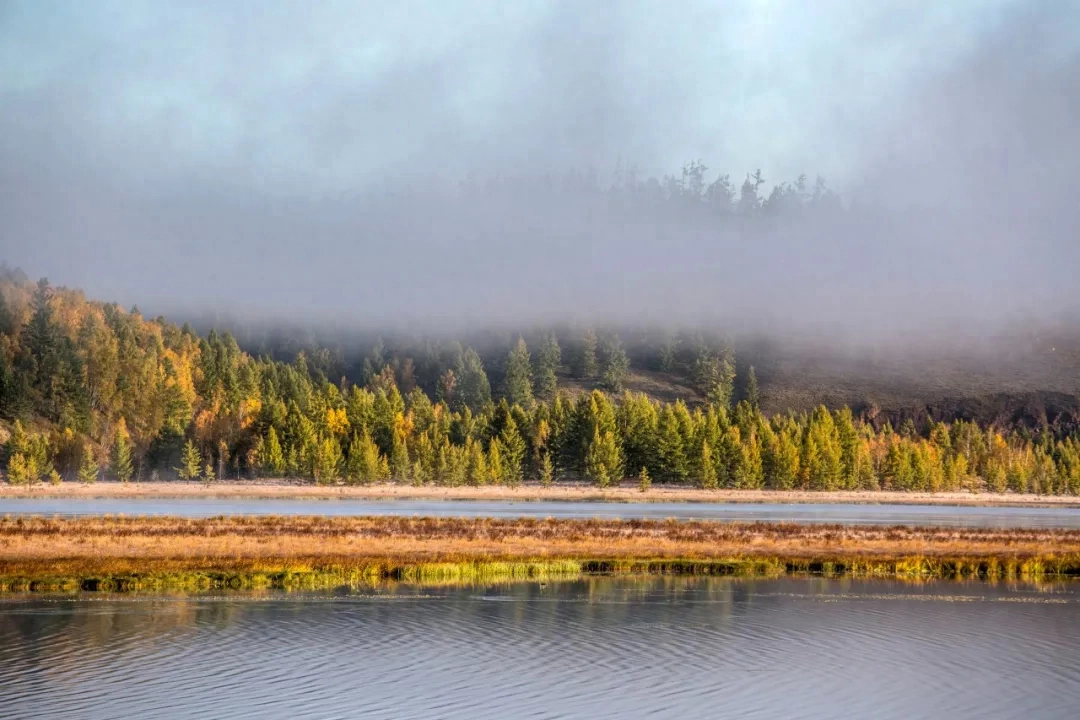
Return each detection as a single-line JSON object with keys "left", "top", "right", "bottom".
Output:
{"left": 1, "top": 576, "right": 1077, "bottom": 719}
{"left": 2, "top": 497, "right": 1079, "bottom": 528}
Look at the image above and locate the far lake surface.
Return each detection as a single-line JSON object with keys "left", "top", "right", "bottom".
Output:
{"left": 1, "top": 576, "right": 1077, "bottom": 719}
{"left": 2, "top": 497, "right": 1080, "bottom": 527}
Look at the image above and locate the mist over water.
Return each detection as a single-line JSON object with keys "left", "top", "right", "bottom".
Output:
{"left": 1, "top": 1, "right": 1078, "bottom": 342}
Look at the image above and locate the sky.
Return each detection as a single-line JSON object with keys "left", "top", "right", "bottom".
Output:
{"left": 0, "top": 0, "right": 1077, "bottom": 340}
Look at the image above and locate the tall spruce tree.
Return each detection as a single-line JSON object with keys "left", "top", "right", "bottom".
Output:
{"left": 503, "top": 337, "right": 533, "bottom": 407}
{"left": 177, "top": 439, "right": 202, "bottom": 481}
{"left": 577, "top": 329, "right": 598, "bottom": 379}
{"left": 600, "top": 335, "right": 630, "bottom": 393}
{"left": 534, "top": 334, "right": 561, "bottom": 400}
{"left": 112, "top": 419, "right": 134, "bottom": 483}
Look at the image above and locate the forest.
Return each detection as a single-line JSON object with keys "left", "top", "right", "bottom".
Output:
{"left": 1, "top": 267, "right": 1079, "bottom": 494}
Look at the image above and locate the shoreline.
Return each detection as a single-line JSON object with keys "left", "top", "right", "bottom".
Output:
{"left": 3, "top": 481, "right": 1080, "bottom": 508}
{"left": 3, "top": 515, "right": 1079, "bottom": 591}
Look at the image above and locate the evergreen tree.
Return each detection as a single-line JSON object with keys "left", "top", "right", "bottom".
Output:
{"left": 539, "top": 452, "right": 554, "bottom": 487}
{"left": 112, "top": 419, "right": 134, "bottom": 483}
{"left": 656, "top": 406, "right": 688, "bottom": 482}
{"left": 600, "top": 336, "right": 630, "bottom": 393}
{"left": 584, "top": 426, "right": 622, "bottom": 488}
{"left": 638, "top": 465, "right": 651, "bottom": 492}
{"left": 488, "top": 438, "right": 505, "bottom": 485}
{"left": 534, "top": 334, "right": 561, "bottom": 400}
{"left": 465, "top": 438, "right": 488, "bottom": 486}
{"left": 503, "top": 337, "right": 534, "bottom": 407}
{"left": 263, "top": 427, "right": 286, "bottom": 476}
{"left": 577, "top": 329, "right": 598, "bottom": 379}
{"left": 457, "top": 348, "right": 492, "bottom": 410}
{"left": 500, "top": 417, "right": 527, "bottom": 487}
{"left": 78, "top": 444, "right": 99, "bottom": 484}
{"left": 698, "top": 440, "right": 718, "bottom": 489}
{"left": 177, "top": 439, "right": 202, "bottom": 481}
{"left": 745, "top": 366, "right": 760, "bottom": 409}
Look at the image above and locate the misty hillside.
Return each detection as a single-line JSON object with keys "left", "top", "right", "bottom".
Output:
{"left": 3, "top": 269, "right": 1080, "bottom": 494}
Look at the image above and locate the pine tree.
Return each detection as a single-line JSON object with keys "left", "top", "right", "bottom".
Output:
{"left": 488, "top": 439, "right": 505, "bottom": 485}
{"left": 7, "top": 453, "right": 29, "bottom": 485}
{"left": 457, "top": 348, "right": 492, "bottom": 411}
{"left": 346, "top": 431, "right": 385, "bottom": 484}
{"left": 638, "top": 466, "right": 651, "bottom": 492}
{"left": 112, "top": 419, "right": 134, "bottom": 483}
{"left": 600, "top": 336, "right": 630, "bottom": 393}
{"left": 745, "top": 366, "right": 760, "bottom": 409}
{"left": 465, "top": 438, "right": 488, "bottom": 486}
{"left": 390, "top": 431, "right": 410, "bottom": 482}
{"left": 177, "top": 439, "right": 202, "bottom": 481}
{"left": 503, "top": 337, "right": 533, "bottom": 407}
{"left": 78, "top": 445, "right": 99, "bottom": 484}
{"left": 698, "top": 440, "right": 718, "bottom": 489}
{"left": 585, "top": 426, "right": 622, "bottom": 488}
{"left": 656, "top": 406, "right": 688, "bottom": 483}
{"left": 313, "top": 436, "right": 342, "bottom": 485}
{"left": 202, "top": 462, "right": 215, "bottom": 484}
{"left": 539, "top": 452, "right": 554, "bottom": 487}
{"left": 500, "top": 417, "right": 527, "bottom": 487}
{"left": 534, "top": 334, "right": 561, "bottom": 400}
{"left": 577, "top": 329, "right": 598, "bottom": 379}
{"left": 262, "top": 427, "right": 286, "bottom": 476}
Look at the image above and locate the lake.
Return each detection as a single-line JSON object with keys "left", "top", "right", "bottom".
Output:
{"left": 1, "top": 576, "right": 1077, "bottom": 719}
{"left": 2, "top": 497, "right": 1080, "bottom": 528}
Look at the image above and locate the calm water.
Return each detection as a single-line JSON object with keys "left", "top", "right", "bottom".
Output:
{"left": 2, "top": 497, "right": 1080, "bottom": 528}
{"left": 1, "top": 577, "right": 1077, "bottom": 719}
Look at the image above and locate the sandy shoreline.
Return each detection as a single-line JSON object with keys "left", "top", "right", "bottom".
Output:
{"left": 2, "top": 480, "right": 1079, "bottom": 507}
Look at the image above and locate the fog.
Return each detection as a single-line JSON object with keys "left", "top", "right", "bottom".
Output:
{"left": 1, "top": 1, "right": 1077, "bottom": 344}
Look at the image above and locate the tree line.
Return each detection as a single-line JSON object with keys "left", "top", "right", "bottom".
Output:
{"left": 1, "top": 270, "right": 1079, "bottom": 494}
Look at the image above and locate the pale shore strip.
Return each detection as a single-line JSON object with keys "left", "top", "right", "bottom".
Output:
{"left": 3, "top": 480, "right": 1080, "bottom": 507}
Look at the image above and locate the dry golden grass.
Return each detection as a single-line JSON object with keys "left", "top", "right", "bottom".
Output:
{"left": 2, "top": 515, "right": 1079, "bottom": 581}
{"left": 4, "top": 481, "right": 1079, "bottom": 507}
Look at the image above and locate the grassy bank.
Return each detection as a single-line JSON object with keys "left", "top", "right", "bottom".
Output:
{"left": 2, "top": 515, "right": 1079, "bottom": 591}
{"left": 4, "top": 481, "right": 1079, "bottom": 507}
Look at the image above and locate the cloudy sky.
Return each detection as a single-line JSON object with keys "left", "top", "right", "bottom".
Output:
{"left": 0, "top": 0, "right": 1076, "bottom": 336}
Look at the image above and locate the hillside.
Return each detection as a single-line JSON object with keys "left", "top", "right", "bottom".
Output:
{"left": 2, "top": 269, "right": 1080, "bottom": 494}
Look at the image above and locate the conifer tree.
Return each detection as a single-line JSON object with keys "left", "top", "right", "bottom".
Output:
{"left": 577, "top": 329, "right": 598, "bottom": 379}
{"left": 488, "top": 439, "right": 505, "bottom": 485}
{"left": 600, "top": 336, "right": 630, "bottom": 393}
{"left": 313, "top": 436, "right": 342, "bottom": 485}
{"left": 539, "top": 452, "right": 554, "bottom": 487}
{"left": 638, "top": 466, "right": 651, "bottom": 492}
{"left": 585, "top": 426, "right": 622, "bottom": 488}
{"left": 390, "top": 431, "right": 410, "bottom": 482}
{"left": 112, "top": 419, "right": 134, "bottom": 483}
{"left": 745, "top": 366, "right": 760, "bottom": 409}
{"left": 177, "top": 439, "right": 202, "bottom": 481}
{"left": 263, "top": 427, "right": 286, "bottom": 476}
{"left": 458, "top": 348, "right": 492, "bottom": 410}
{"left": 698, "top": 440, "right": 718, "bottom": 489}
{"left": 534, "top": 334, "right": 561, "bottom": 400}
{"left": 656, "top": 406, "right": 688, "bottom": 483}
{"left": 503, "top": 337, "right": 533, "bottom": 407}
{"left": 770, "top": 429, "right": 800, "bottom": 490}
{"left": 500, "top": 417, "right": 527, "bottom": 487}
{"left": 78, "top": 444, "right": 99, "bottom": 484}
{"left": 465, "top": 438, "right": 488, "bottom": 486}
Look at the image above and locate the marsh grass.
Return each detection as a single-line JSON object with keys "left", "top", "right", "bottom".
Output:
{"left": 2, "top": 515, "right": 1079, "bottom": 592}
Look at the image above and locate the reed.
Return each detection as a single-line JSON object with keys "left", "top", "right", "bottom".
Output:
{"left": 2, "top": 515, "right": 1079, "bottom": 591}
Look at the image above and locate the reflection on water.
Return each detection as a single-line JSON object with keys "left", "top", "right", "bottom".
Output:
{"left": 3, "top": 497, "right": 1080, "bottom": 527}
{"left": 1, "top": 577, "right": 1078, "bottom": 719}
